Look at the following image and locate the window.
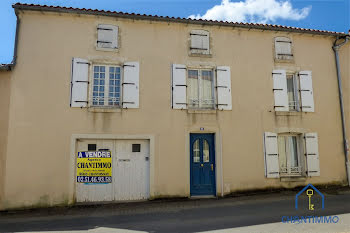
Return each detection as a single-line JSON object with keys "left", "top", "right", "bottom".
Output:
{"left": 278, "top": 135, "right": 302, "bottom": 176}
{"left": 274, "top": 37, "right": 293, "bottom": 60}
{"left": 97, "top": 24, "right": 118, "bottom": 50}
{"left": 88, "top": 144, "right": 97, "bottom": 151}
{"left": 190, "top": 30, "right": 210, "bottom": 55}
{"left": 286, "top": 74, "right": 300, "bottom": 111}
{"left": 187, "top": 69, "right": 215, "bottom": 109}
{"left": 92, "top": 65, "right": 121, "bottom": 107}
{"left": 132, "top": 144, "right": 141, "bottom": 152}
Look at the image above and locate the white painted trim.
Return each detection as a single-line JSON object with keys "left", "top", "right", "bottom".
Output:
{"left": 68, "top": 134, "right": 155, "bottom": 204}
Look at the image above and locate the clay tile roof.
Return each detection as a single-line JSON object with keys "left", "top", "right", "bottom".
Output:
{"left": 12, "top": 2, "right": 348, "bottom": 37}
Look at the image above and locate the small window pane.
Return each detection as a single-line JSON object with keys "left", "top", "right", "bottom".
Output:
{"left": 132, "top": 144, "right": 141, "bottom": 152}
{"left": 193, "top": 139, "right": 200, "bottom": 163}
{"left": 203, "top": 140, "right": 210, "bottom": 163}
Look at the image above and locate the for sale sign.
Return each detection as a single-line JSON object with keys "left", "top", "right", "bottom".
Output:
{"left": 76, "top": 151, "right": 112, "bottom": 183}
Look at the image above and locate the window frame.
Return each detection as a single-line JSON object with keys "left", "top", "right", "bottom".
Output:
{"left": 277, "top": 133, "right": 304, "bottom": 177}
{"left": 186, "top": 67, "right": 216, "bottom": 110}
{"left": 89, "top": 64, "right": 123, "bottom": 108}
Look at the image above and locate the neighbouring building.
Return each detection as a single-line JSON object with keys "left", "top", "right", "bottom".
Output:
{"left": 0, "top": 3, "right": 349, "bottom": 210}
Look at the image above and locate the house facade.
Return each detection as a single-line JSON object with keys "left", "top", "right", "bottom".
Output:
{"left": 0, "top": 3, "right": 349, "bottom": 210}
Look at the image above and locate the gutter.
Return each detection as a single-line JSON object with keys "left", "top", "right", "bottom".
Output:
{"left": 13, "top": 4, "right": 345, "bottom": 37}
{"left": 333, "top": 35, "right": 350, "bottom": 186}
{"left": 0, "top": 13, "right": 20, "bottom": 71}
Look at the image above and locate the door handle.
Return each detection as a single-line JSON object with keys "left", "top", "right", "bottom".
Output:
{"left": 211, "top": 164, "right": 213, "bottom": 171}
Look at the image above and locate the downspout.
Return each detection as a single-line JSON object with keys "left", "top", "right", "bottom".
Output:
{"left": 10, "top": 12, "right": 20, "bottom": 69}
{"left": 332, "top": 35, "right": 350, "bottom": 186}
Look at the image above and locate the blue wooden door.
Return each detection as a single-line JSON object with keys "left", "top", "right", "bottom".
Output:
{"left": 190, "top": 134, "right": 216, "bottom": 196}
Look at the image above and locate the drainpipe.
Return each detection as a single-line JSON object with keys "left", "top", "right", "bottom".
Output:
{"left": 333, "top": 35, "right": 350, "bottom": 186}
{"left": 10, "top": 12, "right": 20, "bottom": 69}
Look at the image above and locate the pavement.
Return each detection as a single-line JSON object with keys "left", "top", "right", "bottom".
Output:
{"left": 1, "top": 187, "right": 350, "bottom": 233}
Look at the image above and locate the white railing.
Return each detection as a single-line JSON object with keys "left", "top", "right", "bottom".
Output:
{"left": 92, "top": 96, "right": 120, "bottom": 106}
{"left": 189, "top": 98, "right": 215, "bottom": 109}
{"left": 280, "top": 166, "right": 301, "bottom": 175}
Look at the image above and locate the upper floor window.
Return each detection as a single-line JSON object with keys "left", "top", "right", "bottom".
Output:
{"left": 96, "top": 24, "right": 119, "bottom": 50}
{"left": 190, "top": 30, "right": 210, "bottom": 55}
{"left": 92, "top": 65, "right": 121, "bottom": 106}
{"left": 274, "top": 37, "right": 293, "bottom": 61}
{"left": 171, "top": 64, "right": 232, "bottom": 111}
{"left": 187, "top": 69, "right": 215, "bottom": 109}
{"left": 273, "top": 70, "right": 314, "bottom": 112}
{"left": 70, "top": 58, "right": 139, "bottom": 109}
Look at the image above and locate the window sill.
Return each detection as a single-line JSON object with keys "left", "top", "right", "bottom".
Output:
{"left": 274, "top": 58, "right": 294, "bottom": 63}
{"left": 88, "top": 107, "right": 121, "bottom": 113}
{"left": 96, "top": 47, "right": 119, "bottom": 52}
{"left": 280, "top": 176, "right": 306, "bottom": 182}
{"left": 188, "top": 109, "right": 216, "bottom": 114}
{"left": 275, "top": 111, "right": 303, "bottom": 116}
{"left": 189, "top": 52, "right": 212, "bottom": 58}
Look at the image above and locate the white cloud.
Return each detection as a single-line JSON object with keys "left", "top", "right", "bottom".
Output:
{"left": 188, "top": 0, "right": 311, "bottom": 24}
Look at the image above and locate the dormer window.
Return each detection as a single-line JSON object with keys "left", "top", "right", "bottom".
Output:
{"left": 190, "top": 30, "right": 210, "bottom": 55}
{"left": 274, "top": 37, "right": 293, "bottom": 60}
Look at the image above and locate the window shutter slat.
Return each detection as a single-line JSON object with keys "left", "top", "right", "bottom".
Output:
{"left": 299, "top": 71, "right": 314, "bottom": 112}
{"left": 122, "top": 62, "right": 139, "bottom": 109}
{"left": 216, "top": 66, "right": 232, "bottom": 110}
{"left": 172, "top": 64, "right": 187, "bottom": 109}
{"left": 70, "top": 58, "right": 89, "bottom": 108}
{"left": 264, "top": 132, "right": 280, "bottom": 178}
{"left": 305, "top": 133, "right": 320, "bottom": 176}
{"left": 273, "top": 70, "right": 288, "bottom": 112}
{"left": 97, "top": 24, "right": 118, "bottom": 49}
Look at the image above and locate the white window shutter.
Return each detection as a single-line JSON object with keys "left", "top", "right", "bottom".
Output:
{"left": 275, "top": 37, "right": 292, "bottom": 60}
{"left": 172, "top": 64, "right": 187, "bottom": 109}
{"left": 70, "top": 58, "right": 89, "bottom": 108}
{"left": 264, "top": 132, "right": 280, "bottom": 178}
{"left": 97, "top": 24, "right": 118, "bottom": 49}
{"left": 299, "top": 71, "right": 314, "bottom": 112}
{"left": 273, "top": 70, "right": 288, "bottom": 112}
{"left": 122, "top": 62, "right": 139, "bottom": 109}
{"left": 190, "top": 30, "right": 209, "bottom": 54}
{"left": 216, "top": 66, "right": 232, "bottom": 110}
{"left": 305, "top": 133, "right": 320, "bottom": 177}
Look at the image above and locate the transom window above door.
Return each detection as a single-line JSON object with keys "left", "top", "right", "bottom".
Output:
{"left": 188, "top": 69, "right": 215, "bottom": 109}
{"left": 92, "top": 65, "right": 121, "bottom": 107}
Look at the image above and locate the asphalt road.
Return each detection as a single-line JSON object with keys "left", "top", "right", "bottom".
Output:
{"left": 1, "top": 188, "right": 350, "bottom": 233}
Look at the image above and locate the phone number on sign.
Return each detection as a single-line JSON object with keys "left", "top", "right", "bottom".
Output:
{"left": 77, "top": 176, "right": 112, "bottom": 183}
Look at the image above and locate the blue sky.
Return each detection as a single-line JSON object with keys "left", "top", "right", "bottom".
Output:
{"left": 0, "top": 0, "right": 349, "bottom": 63}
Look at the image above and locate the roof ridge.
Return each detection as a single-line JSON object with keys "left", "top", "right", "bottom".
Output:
{"left": 12, "top": 2, "right": 347, "bottom": 36}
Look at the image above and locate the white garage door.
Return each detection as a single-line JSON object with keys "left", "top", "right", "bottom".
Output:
{"left": 76, "top": 139, "right": 150, "bottom": 202}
